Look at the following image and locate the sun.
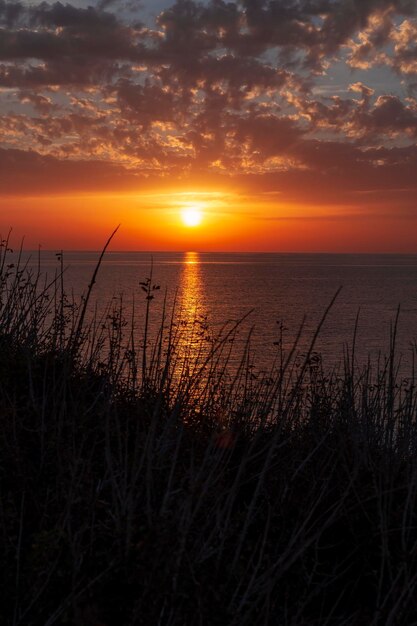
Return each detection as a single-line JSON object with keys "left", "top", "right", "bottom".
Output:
{"left": 181, "top": 207, "right": 203, "bottom": 227}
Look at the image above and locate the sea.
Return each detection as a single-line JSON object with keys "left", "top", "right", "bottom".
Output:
{"left": 13, "top": 251, "right": 417, "bottom": 374}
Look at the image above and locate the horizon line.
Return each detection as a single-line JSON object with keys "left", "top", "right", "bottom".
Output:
{"left": 17, "top": 249, "right": 417, "bottom": 255}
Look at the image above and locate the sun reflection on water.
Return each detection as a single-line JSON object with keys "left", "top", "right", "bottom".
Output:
{"left": 180, "top": 251, "right": 202, "bottom": 312}
{"left": 177, "top": 251, "right": 208, "bottom": 375}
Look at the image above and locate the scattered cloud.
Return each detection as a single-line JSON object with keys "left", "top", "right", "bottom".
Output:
{"left": 1, "top": 0, "right": 417, "bottom": 202}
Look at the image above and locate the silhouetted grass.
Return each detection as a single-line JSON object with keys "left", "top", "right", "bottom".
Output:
{"left": 2, "top": 233, "right": 417, "bottom": 625}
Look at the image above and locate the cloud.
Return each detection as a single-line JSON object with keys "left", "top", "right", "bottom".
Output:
{"left": 231, "top": 142, "right": 417, "bottom": 210}
{"left": 1, "top": 0, "right": 417, "bottom": 207}
{"left": 0, "top": 1, "right": 148, "bottom": 90}
{"left": 0, "top": 147, "right": 151, "bottom": 194}
{"left": 353, "top": 94, "right": 417, "bottom": 137}
{"left": 115, "top": 80, "right": 177, "bottom": 126}
{"left": 232, "top": 112, "right": 304, "bottom": 160}
{"left": 390, "top": 19, "right": 417, "bottom": 74}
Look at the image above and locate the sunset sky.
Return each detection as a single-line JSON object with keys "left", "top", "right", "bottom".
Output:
{"left": 2, "top": 0, "right": 417, "bottom": 251}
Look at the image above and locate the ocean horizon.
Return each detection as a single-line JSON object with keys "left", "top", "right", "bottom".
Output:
{"left": 13, "top": 250, "right": 417, "bottom": 373}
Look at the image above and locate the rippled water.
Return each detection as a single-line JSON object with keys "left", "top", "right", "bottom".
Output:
{"left": 15, "top": 251, "right": 417, "bottom": 372}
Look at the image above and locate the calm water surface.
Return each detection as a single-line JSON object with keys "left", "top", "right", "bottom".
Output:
{"left": 19, "top": 251, "right": 417, "bottom": 371}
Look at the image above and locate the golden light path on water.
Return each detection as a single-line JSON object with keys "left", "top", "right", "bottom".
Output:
{"left": 177, "top": 251, "right": 207, "bottom": 373}
{"left": 180, "top": 251, "right": 203, "bottom": 320}
{"left": 176, "top": 251, "right": 250, "bottom": 384}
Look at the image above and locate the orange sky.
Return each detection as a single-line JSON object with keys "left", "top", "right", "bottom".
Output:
{"left": 3, "top": 188, "right": 417, "bottom": 252}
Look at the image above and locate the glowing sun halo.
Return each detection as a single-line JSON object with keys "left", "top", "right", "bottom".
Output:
{"left": 181, "top": 207, "right": 203, "bottom": 227}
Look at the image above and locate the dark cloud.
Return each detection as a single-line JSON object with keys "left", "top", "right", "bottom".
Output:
{"left": 280, "top": 83, "right": 417, "bottom": 141}
{"left": 18, "top": 90, "right": 57, "bottom": 114}
{"left": 353, "top": 95, "right": 417, "bottom": 137}
{"left": 115, "top": 80, "right": 177, "bottom": 126}
{"left": 0, "top": 2, "right": 146, "bottom": 87}
{"left": 0, "top": 23, "right": 145, "bottom": 64}
{"left": 0, "top": 147, "right": 150, "bottom": 194}
{"left": 233, "top": 113, "right": 304, "bottom": 159}
{"left": 232, "top": 141, "right": 417, "bottom": 208}
{"left": 0, "top": 0, "right": 25, "bottom": 27}
{"left": 157, "top": 0, "right": 241, "bottom": 54}
{"left": 0, "top": 59, "right": 122, "bottom": 87}
{"left": 30, "top": 2, "right": 119, "bottom": 29}
{"left": 0, "top": 1, "right": 120, "bottom": 29}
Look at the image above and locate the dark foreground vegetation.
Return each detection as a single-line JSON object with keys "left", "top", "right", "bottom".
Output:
{"left": 2, "top": 234, "right": 417, "bottom": 626}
